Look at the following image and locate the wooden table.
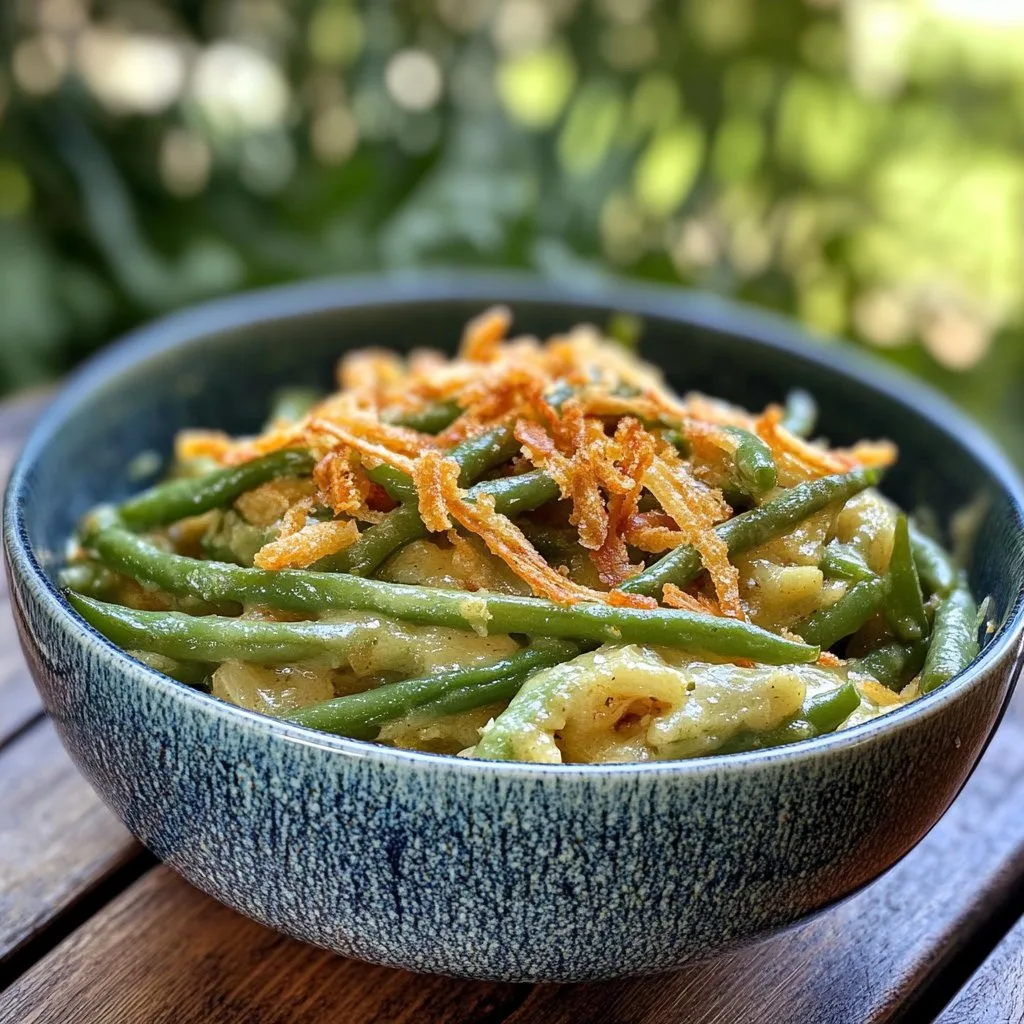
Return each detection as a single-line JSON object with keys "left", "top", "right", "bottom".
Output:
{"left": 0, "top": 393, "right": 1021, "bottom": 1024}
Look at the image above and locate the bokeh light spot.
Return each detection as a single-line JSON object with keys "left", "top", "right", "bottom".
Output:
{"left": 634, "top": 122, "right": 705, "bottom": 216}
{"left": 497, "top": 44, "right": 576, "bottom": 129}
{"left": 385, "top": 49, "right": 443, "bottom": 111}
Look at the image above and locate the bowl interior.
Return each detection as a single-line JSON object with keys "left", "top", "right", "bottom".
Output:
{"left": 13, "top": 277, "right": 1024, "bottom": 648}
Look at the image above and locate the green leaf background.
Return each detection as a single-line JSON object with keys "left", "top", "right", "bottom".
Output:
{"left": 1, "top": 0, "right": 1022, "bottom": 462}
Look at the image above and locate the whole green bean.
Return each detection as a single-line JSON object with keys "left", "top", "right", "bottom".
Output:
{"left": 780, "top": 389, "right": 818, "bottom": 438}
{"left": 909, "top": 522, "right": 958, "bottom": 598}
{"left": 883, "top": 514, "right": 928, "bottom": 641}
{"left": 386, "top": 400, "right": 461, "bottom": 434}
{"left": 69, "top": 592, "right": 392, "bottom": 667}
{"left": 112, "top": 450, "right": 316, "bottom": 533}
{"left": 265, "top": 388, "right": 323, "bottom": 426}
{"left": 820, "top": 542, "right": 874, "bottom": 583}
{"left": 723, "top": 427, "right": 777, "bottom": 500}
{"left": 81, "top": 529, "right": 819, "bottom": 663}
{"left": 284, "top": 639, "right": 579, "bottom": 739}
{"left": 621, "top": 468, "right": 883, "bottom": 597}
{"left": 715, "top": 682, "right": 861, "bottom": 754}
{"left": 852, "top": 640, "right": 927, "bottom": 691}
{"left": 920, "top": 586, "right": 979, "bottom": 694}
{"left": 319, "top": 469, "right": 560, "bottom": 575}
{"left": 794, "top": 575, "right": 889, "bottom": 650}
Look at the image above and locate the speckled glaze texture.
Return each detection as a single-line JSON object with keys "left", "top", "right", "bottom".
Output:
{"left": 5, "top": 274, "right": 1024, "bottom": 982}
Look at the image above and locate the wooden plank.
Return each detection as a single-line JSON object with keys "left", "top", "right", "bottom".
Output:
{"left": 936, "top": 914, "right": 1024, "bottom": 1023}
{"left": 501, "top": 698, "right": 1024, "bottom": 1024}
{"left": 0, "top": 390, "right": 49, "bottom": 746}
{"left": 0, "top": 867, "right": 527, "bottom": 1024}
{"left": 0, "top": 719, "right": 140, "bottom": 968}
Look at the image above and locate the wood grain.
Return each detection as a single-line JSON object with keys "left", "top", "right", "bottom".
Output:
{"left": 0, "top": 719, "right": 140, "bottom": 969}
{"left": 0, "top": 391, "right": 48, "bottom": 746}
{"left": 936, "top": 915, "right": 1024, "bottom": 1023}
{"left": 0, "top": 867, "right": 527, "bottom": 1024}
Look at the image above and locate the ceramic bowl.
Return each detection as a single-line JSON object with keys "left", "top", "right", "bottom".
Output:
{"left": 5, "top": 275, "right": 1024, "bottom": 982}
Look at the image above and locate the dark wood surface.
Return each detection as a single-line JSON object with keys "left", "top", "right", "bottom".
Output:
{"left": 1, "top": 392, "right": 1022, "bottom": 1023}
{"left": 938, "top": 915, "right": 1024, "bottom": 1023}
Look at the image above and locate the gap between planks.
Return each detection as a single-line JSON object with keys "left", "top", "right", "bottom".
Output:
{"left": 0, "top": 717, "right": 148, "bottom": 989}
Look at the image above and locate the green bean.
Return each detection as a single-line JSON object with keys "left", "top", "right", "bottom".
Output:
{"left": 131, "top": 650, "right": 216, "bottom": 690}
{"left": 852, "top": 640, "right": 927, "bottom": 691}
{"left": 662, "top": 429, "right": 688, "bottom": 454}
{"left": 326, "top": 504, "right": 425, "bottom": 577}
{"left": 386, "top": 400, "right": 461, "bottom": 434}
{"left": 284, "top": 639, "right": 579, "bottom": 739}
{"left": 265, "top": 388, "right": 322, "bottom": 427}
{"left": 111, "top": 450, "right": 316, "bottom": 533}
{"left": 883, "top": 514, "right": 928, "bottom": 641}
{"left": 515, "top": 522, "right": 582, "bottom": 561}
{"left": 410, "top": 672, "right": 532, "bottom": 722}
{"left": 723, "top": 427, "right": 777, "bottom": 500}
{"left": 68, "top": 592, "right": 391, "bottom": 667}
{"left": 794, "top": 576, "right": 889, "bottom": 650}
{"left": 621, "top": 468, "right": 882, "bottom": 597}
{"left": 319, "top": 470, "right": 560, "bottom": 575}
{"left": 780, "top": 389, "right": 818, "bottom": 438}
{"left": 365, "top": 424, "right": 521, "bottom": 504}
{"left": 920, "top": 586, "right": 979, "bottom": 694}
{"left": 81, "top": 529, "right": 819, "bottom": 663}
{"left": 363, "top": 464, "right": 418, "bottom": 504}
{"left": 606, "top": 312, "right": 643, "bottom": 351}
{"left": 662, "top": 427, "right": 775, "bottom": 504}
{"left": 715, "top": 683, "right": 861, "bottom": 754}
{"left": 59, "top": 561, "right": 119, "bottom": 599}
{"left": 820, "top": 543, "right": 874, "bottom": 583}
{"left": 804, "top": 681, "right": 861, "bottom": 732}
{"left": 448, "top": 427, "right": 522, "bottom": 485}
{"left": 909, "top": 522, "right": 958, "bottom": 598}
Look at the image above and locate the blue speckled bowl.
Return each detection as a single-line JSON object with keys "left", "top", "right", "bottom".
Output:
{"left": 5, "top": 275, "right": 1024, "bottom": 982}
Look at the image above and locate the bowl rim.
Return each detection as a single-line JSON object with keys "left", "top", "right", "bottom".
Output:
{"left": 6, "top": 270, "right": 1024, "bottom": 780}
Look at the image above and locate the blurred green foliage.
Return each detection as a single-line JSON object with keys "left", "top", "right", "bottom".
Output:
{"left": 1, "top": 0, "right": 1023, "bottom": 459}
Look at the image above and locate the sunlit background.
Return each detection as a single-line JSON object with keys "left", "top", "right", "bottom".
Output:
{"left": 0, "top": 0, "right": 1022, "bottom": 459}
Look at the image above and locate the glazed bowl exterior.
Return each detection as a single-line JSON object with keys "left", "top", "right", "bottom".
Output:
{"left": 5, "top": 275, "right": 1024, "bottom": 982}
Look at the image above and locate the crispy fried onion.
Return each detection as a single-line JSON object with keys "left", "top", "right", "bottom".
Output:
{"left": 306, "top": 419, "right": 417, "bottom": 475}
{"left": 459, "top": 305, "right": 513, "bottom": 362}
{"left": 515, "top": 400, "right": 645, "bottom": 563}
{"left": 642, "top": 448, "right": 744, "bottom": 618}
{"left": 338, "top": 348, "right": 406, "bottom": 400}
{"left": 661, "top": 584, "right": 726, "bottom": 617}
{"left": 253, "top": 498, "right": 359, "bottom": 570}
{"left": 313, "top": 451, "right": 382, "bottom": 521}
{"left": 235, "top": 478, "right": 317, "bottom": 528}
{"left": 412, "top": 451, "right": 656, "bottom": 608}
{"left": 755, "top": 406, "right": 896, "bottom": 483}
{"left": 591, "top": 418, "right": 657, "bottom": 587}
{"left": 621, "top": 510, "right": 685, "bottom": 553}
